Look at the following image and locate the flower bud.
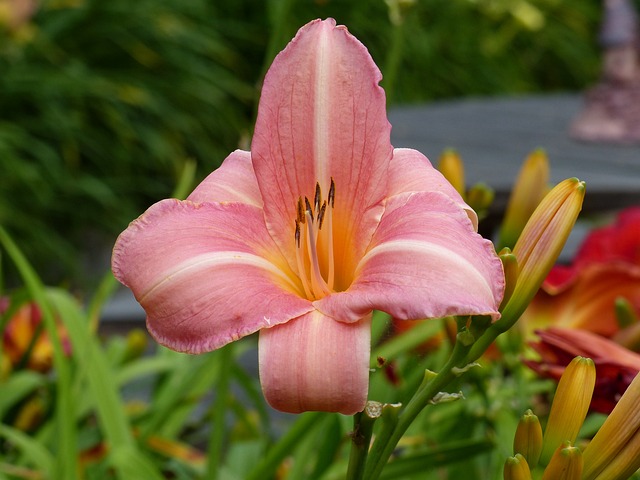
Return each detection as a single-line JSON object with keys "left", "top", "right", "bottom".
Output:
{"left": 541, "top": 356, "right": 595, "bottom": 465}
{"left": 582, "top": 371, "right": 640, "bottom": 480}
{"left": 124, "top": 328, "right": 148, "bottom": 362}
{"left": 499, "top": 149, "right": 550, "bottom": 249}
{"left": 613, "top": 296, "right": 639, "bottom": 330}
{"left": 504, "top": 454, "right": 532, "bottom": 480}
{"left": 437, "top": 149, "right": 465, "bottom": 197}
{"left": 466, "top": 182, "right": 494, "bottom": 215}
{"left": 542, "top": 441, "right": 583, "bottom": 480}
{"left": 514, "top": 409, "right": 543, "bottom": 468}
{"left": 500, "top": 178, "right": 585, "bottom": 323}
{"left": 498, "top": 248, "right": 518, "bottom": 310}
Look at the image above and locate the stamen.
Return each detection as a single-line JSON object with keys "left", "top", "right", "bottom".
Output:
{"left": 294, "top": 221, "right": 301, "bottom": 248}
{"left": 326, "top": 182, "right": 335, "bottom": 289}
{"left": 297, "top": 197, "right": 305, "bottom": 224}
{"left": 304, "top": 197, "right": 313, "bottom": 218}
{"left": 328, "top": 177, "right": 335, "bottom": 208}
{"left": 295, "top": 219, "right": 313, "bottom": 299}
{"left": 317, "top": 201, "right": 327, "bottom": 229}
{"left": 292, "top": 179, "right": 336, "bottom": 299}
{"left": 314, "top": 182, "right": 322, "bottom": 213}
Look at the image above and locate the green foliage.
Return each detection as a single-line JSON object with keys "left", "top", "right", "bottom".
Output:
{"left": 0, "top": 0, "right": 258, "bottom": 282}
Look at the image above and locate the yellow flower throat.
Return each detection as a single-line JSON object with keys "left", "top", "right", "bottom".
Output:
{"left": 294, "top": 178, "right": 335, "bottom": 300}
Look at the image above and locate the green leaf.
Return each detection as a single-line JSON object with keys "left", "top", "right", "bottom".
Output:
{"left": 0, "top": 423, "right": 55, "bottom": 474}
{"left": 46, "top": 287, "right": 164, "bottom": 480}
{"left": 0, "top": 226, "right": 78, "bottom": 479}
{"left": 0, "top": 370, "right": 46, "bottom": 418}
{"left": 378, "top": 438, "right": 495, "bottom": 479}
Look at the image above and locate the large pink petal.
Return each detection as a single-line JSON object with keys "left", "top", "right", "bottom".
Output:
{"left": 187, "top": 150, "right": 262, "bottom": 207}
{"left": 258, "top": 310, "right": 371, "bottom": 414}
{"left": 315, "top": 192, "right": 504, "bottom": 322}
{"left": 112, "top": 199, "right": 313, "bottom": 353}
{"left": 388, "top": 148, "right": 478, "bottom": 230}
{"left": 251, "top": 18, "right": 393, "bottom": 279}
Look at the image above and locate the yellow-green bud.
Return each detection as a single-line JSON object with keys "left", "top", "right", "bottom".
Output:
{"left": 504, "top": 454, "right": 532, "bottom": 480}
{"left": 583, "top": 371, "right": 640, "bottom": 480}
{"left": 499, "top": 149, "right": 550, "bottom": 249}
{"left": 498, "top": 248, "right": 518, "bottom": 310}
{"left": 542, "top": 441, "right": 583, "bottom": 480}
{"left": 514, "top": 409, "right": 543, "bottom": 469}
{"left": 466, "top": 182, "right": 494, "bottom": 214}
{"left": 541, "top": 357, "right": 595, "bottom": 465}
{"left": 437, "top": 149, "right": 465, "bottom": 197}
{"left": 500, "top": 177, "right": 585, "bottom": 323}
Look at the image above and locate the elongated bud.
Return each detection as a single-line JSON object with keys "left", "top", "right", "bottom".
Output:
{"left": 500, "top": 178, "right": 585, "bottom": 323}
{"left": 542, "top": 441, "right": 583, "bottom": 480}
{"left": 438, "top": 149, "right": 466, "bottom": 197}
{"left": 498, "top": 248, "right": 518, "bottom": 310}
{"left": 504, "top": 454, "right": 532, "bottom": 480}
{"left": 541, "top": 357, "right": 595, "bottom": 465}
{"left": 582, "top": 371, "right": 640, "bottom": 480}
{"left": 499, "top": 149, "right": 550, "bottom": 249}
{"left": 514, "top": 409, "right": 543, "bottom": 469}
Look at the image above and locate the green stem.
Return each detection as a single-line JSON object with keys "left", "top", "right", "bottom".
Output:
{"left": 245, "top": 411, "right": 324, "bottom": 480}
{"left": 466, "top": 311, "right": 520, "bottom": 363}
{"left": 346, "top": 408, "right": 378, "bottom": 480}
{"left": 364, "top": 331, "right": 474, "bottom": 480}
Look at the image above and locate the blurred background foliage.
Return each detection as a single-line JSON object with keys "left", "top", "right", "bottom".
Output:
{"left": 0, "top": 0, "right": 604, "bottom": 286}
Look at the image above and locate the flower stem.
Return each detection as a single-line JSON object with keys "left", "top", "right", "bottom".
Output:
{"left": 346, "top": 408, "right": 378, "bottom": 480}
{"left": 466, "top": 311, "right": 519, "bottom": 363}
{"left": 364, "top": 329, "right": 475, "bottom": 480}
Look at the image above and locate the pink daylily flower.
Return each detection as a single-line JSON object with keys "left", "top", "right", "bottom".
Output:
{"left": 112, "top": 19, "right": 504, "bottom": 414}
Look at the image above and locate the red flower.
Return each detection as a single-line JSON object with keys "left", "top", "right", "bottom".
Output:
{"left": 527, "top": 327, "right": 640, "bottom": 413}
{"left": 544, "top": 207, "right": 640, "bottom": 294}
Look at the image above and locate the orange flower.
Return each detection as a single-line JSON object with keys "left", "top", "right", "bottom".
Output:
{"left": 1, "top": 297, "right": 70, "bottom": 372}
{"left": 522, "top": 263, "right": 640, "bottom": 338}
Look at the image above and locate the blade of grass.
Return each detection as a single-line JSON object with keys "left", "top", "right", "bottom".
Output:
{"left": 138, "top": 348, "right": 221, "bottom": 439}
{"left": 0, "top": 370, "right": 46, "bottom": 418}
{"left": 372, "top": 319, "right": 445, "bottom": 366}
{"left": 0, "top": 423, "right": 54, "bottom": 474}
{"left": 46, "top": 288, "right": 164, "bottom": 480}
{"left": 206, "top": 343, "right": 233, "bottom": 479}
{"left": 378, "top": 437, "right": 495, "bottom": 479}
{"left": 0, "top": 226, "right": 78, "bottom": 480}
{"left": 87, "top": 270, "right": 119, "bottom": 333}
{"left": 245, "top": 412, "right": 326, "bottom": 480}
